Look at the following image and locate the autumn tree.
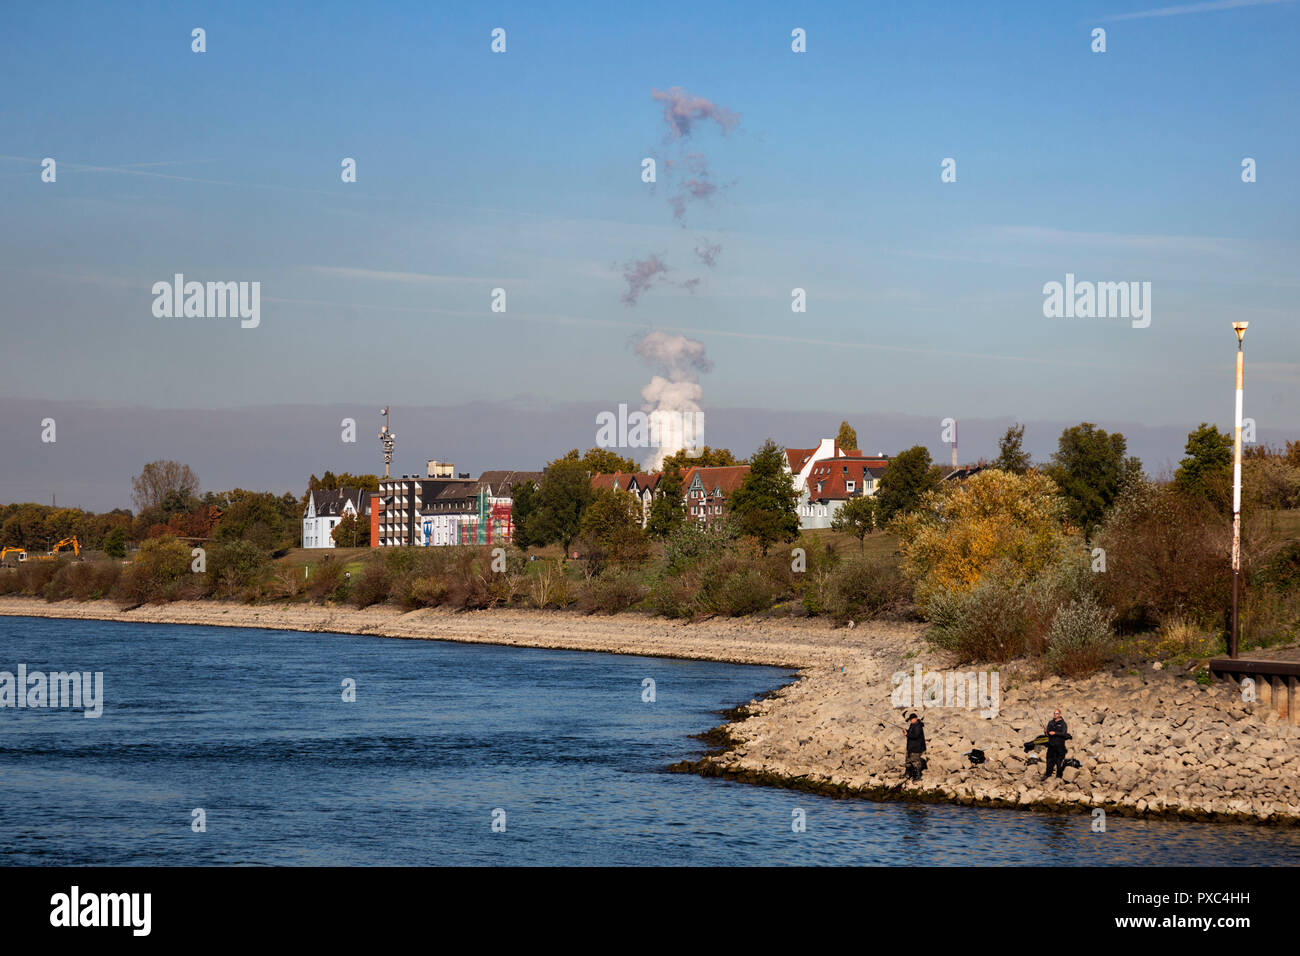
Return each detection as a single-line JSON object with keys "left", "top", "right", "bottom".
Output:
{"left": 131, "top": 460, "right": 200, "bottom": 514}
{"left": 894, "top": 469, "right": 1071, "bottom": 606}
{"left": 835, "top": 421, "right": 859, "bottom": 452}
{"left": 728, "top": 440, "right": 799, "bottom": 555}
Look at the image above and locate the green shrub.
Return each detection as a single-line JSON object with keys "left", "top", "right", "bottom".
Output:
{"left": 349, "top": 559, "right": 390, "bottom": 608}
{"left": 9, "top": 560, "right": 60, "bottom": 597}
{"left": 45, "top": 561, "right": 122, "bottom": 601}
{"left": 663, "top": 519, "right": 736, "bottom": 574}
{"left": 579, "top": 571, "right": 647, "bottom": 613}
{"left": 1023, "top": 552, "right": 1095, "bottom": 655}
{"left": 305, "top": 559, "right": 347, "bottom": 603}
{"left": 527, "top": 564, "right": 574, "bottom": 609}
{"left": 116, "top": 536, "right": 192, "bottom": 606}
{"left": 708, "top": 567, "right": 774, "bottom": 617}
{"left": 821, "top": 555, "right": 911, "bottom": 623}
{"left": 266, "top": 565, "right": 306, "bottom": 600}
{"left": 1256, "top": 540, "right": 1300, "bottom": 592}
{"left": 1044, "top": 594, "right": 1115, "bottom": 677}
{"left": 1240, "top": 585, "right": 1300, "bottom": 650}
{"left": 926, "top": 574, "right": 1033, "bottom": 663}
{"left": 1093, "top": 481, "right": 1231, "bottom": 631}
{"left": 650, "top": 574, "right": 698, "bottom": 619}
{"left": 206, "top": 540, "right": 269, "bottom": 598}
{"left": 402, "top": 575, "right": 448, "bottom": 609}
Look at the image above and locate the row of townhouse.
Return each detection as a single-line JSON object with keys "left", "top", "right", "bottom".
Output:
{"left": 591, "top": 465, "right": 751, "bottom": 528}
{"left": 589, "top": 438, "right": 897, "bottom": 532}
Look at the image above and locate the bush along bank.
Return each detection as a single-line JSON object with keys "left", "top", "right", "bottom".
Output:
{"left": 0, "top": 527, "right": 919, "bottom": 629}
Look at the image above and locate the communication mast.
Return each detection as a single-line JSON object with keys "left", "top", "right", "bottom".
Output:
{"left": 378, "top": 406, "right": 396, "bottom": 478}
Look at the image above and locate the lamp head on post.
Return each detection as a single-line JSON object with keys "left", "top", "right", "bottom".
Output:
{"left": 1233, "top": 321, "right": 1248, "bottom": 344}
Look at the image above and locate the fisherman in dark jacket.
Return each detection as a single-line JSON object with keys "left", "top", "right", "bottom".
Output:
{"left": 904, "top": 713, "right": 926, "bottom": 781}
{"left": 1043, "top": 709, "right": 1068, "bottom": 780}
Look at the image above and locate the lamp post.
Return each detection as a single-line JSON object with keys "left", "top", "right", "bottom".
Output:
{"left": 1230, "top": 322, "right": 1248, "bottom": 658}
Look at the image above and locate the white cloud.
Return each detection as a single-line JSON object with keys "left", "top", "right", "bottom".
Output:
{"left": 1096, "top": 0, "right": 1297, "bottom": 23}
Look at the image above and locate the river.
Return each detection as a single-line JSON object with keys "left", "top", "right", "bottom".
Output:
{"left": 2, "top": 616, "right": 1297, "bottom": 865}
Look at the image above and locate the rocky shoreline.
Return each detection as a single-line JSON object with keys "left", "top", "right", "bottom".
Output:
{"left": 4, "top": 596, "right": 1298, "bottom": 826}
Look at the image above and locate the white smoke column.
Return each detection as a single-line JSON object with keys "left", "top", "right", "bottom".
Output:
{"left": 635, "top": 332, "right": 712, "bottom": 471}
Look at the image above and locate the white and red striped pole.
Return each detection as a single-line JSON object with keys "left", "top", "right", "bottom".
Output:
{"left": 1230, "top": 322, "right": 1248, "bottom": 658}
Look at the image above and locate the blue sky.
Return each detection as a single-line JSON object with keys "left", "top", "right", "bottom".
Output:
{"left": 1, "top": 0, "right": 1298, "bottom": 506}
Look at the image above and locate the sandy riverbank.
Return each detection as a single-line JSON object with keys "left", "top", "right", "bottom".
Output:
{"left": 4, "top": 596, "right": 1298, "bottom": 825}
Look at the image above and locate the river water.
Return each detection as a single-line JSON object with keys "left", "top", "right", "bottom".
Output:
{"left": 2, "top": 615, "right": 1297, "bottom": 866}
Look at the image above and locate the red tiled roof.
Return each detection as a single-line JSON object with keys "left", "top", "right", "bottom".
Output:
{"left": 682, "top": 464, "right": 750, "bottom": 497}
{"left": 590, "top": 472, "right": 635, "bottom": 491}
{"left": 785, "top": 447, "right": 817, "bottom": 471}
{"left": 806, "top": 458, "right": 889, "bottom": 500}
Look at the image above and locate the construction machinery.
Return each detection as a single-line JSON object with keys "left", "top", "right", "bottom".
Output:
{"left": 0, "top": 547, "right": 27, "bottom": 567}
{"left": 37, "top": 536, "right": 81, "bottom": 560}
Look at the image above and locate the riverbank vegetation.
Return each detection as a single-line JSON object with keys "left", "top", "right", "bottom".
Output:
{"left": 3, "top": 427, "right": 1298, "bottom": 679}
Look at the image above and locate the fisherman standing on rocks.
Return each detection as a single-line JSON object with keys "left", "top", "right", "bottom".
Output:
{"left": 905, "top": 713, "right": 926, "bottom": 781}
{"left": 1043, "top": 708, "right": 1068, "bottom": 780}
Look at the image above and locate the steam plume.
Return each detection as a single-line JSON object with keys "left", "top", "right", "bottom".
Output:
{"left": 636, "top": 332, "right": 712, "bottom": 471}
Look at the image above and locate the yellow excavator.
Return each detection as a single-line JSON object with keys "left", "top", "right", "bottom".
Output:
{"left": 36, "top": 537, "right": 81, "bottom": 560}
{"left": 0, "top": 547, "right": 27, "bottom": 567}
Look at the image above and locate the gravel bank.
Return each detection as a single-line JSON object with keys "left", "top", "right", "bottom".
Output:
{"left": 4, "top": 597, "right": 1296, "bottom": 825}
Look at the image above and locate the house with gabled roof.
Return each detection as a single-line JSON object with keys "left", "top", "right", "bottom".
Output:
{"left": 590, "top": 472, "right": 663, "bottom": 527}
{"left": 303, "top": 487, "right": 371, "bottom": 548}
{"left": 681, "top": 464, "right": 749, "bottom": 526}
{"left": 784, "top": 438, "right": 887, "bottom": 493}
{"left": 799, "top": 456, "right": 890, "bottom": 529}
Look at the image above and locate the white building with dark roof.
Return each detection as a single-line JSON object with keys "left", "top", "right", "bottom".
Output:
{"left": 302, "top": 487, "right": 371, "bottom": 548}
